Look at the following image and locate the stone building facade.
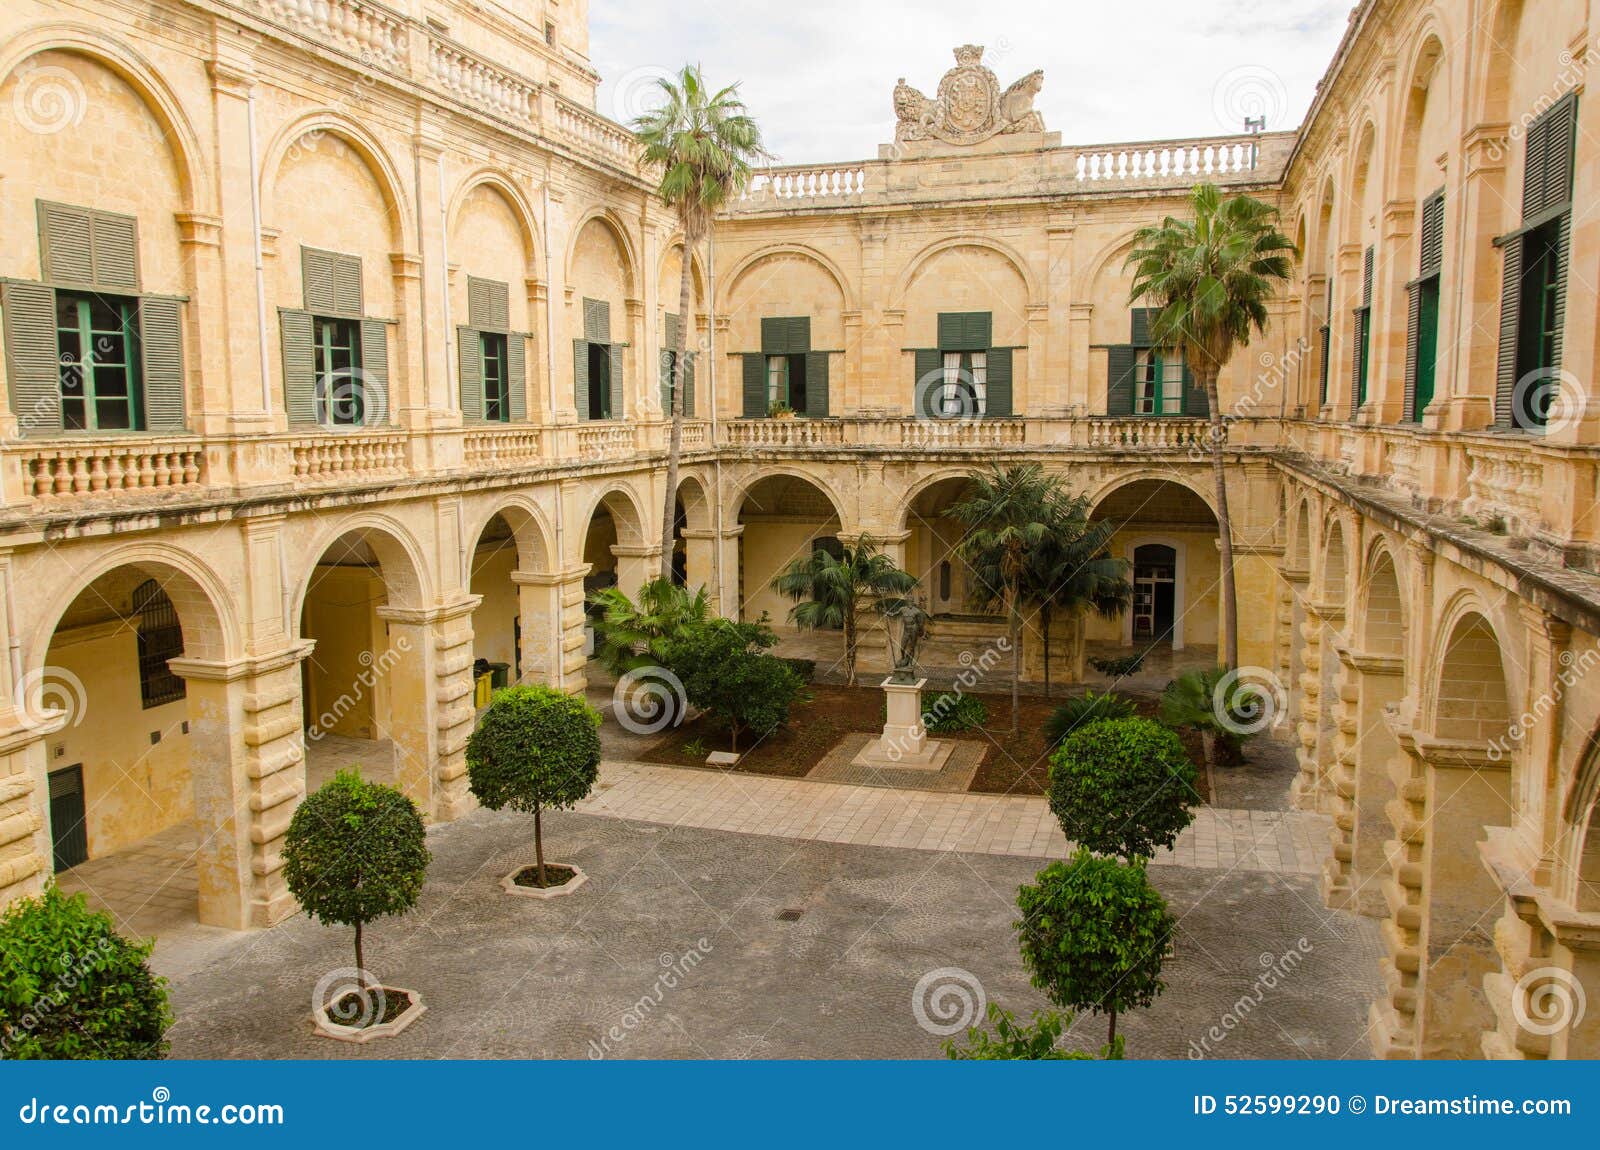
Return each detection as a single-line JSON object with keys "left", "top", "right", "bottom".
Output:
{"left": 0, "top": 0, "right": 1595, "bottom": 1059}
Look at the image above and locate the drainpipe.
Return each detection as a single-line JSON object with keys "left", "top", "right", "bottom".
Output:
{"left": 246, "top": 89, "right": 271, "bottom": 414}
{"left": 544, "top": 183, "right": 564, "bottom": 681}
{"left": 708, "top": 233, "right": 726, "bottom": 617}
{"left": 438, "top": 156, "right": 453, "bottom": 403}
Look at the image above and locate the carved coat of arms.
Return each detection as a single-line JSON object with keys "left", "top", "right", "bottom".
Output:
{"left": 893, "top": 45, "right": 1045, "bottom": 146}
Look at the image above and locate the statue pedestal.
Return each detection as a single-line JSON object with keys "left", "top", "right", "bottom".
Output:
{"left": 851, "top": 677, "right": 954, "bottom": 771}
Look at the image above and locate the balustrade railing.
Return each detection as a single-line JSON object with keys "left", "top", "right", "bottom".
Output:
{"left": 552, "top": 98, "right": 636, "bottom": 168}
{"left": 428, "top": 38, "right": 538, "bottom": 126}
{"left": 289, "top": 432, "right": 407, "bottom": 482}
{"left": 1085, "top": 418, "right": 1215, "bottom": 449}
{"left": 893, "top": 419, "right": 1026, "bottom": 448}
{"left": 741, "top": 166, "right": 869, "bottom": 204}
{"left": 257, "top": 0, "right": 409, "bottom": 69}
{"left": 720, "top": 419, "right": 847, "bottom": 448}
{"left": 15, "top": 439, "right": 206, "bottom": 501}
{"left": 1073, "top": 139, "right": 1259, "bottom": 184}
{"left": 574, "top": 424, "right": 636, "bottom": 461}
{"left": 463, "top": 427, "right": 543, "bottom": 469}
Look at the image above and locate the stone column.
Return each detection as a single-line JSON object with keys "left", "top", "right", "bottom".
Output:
{"left": 168, "top": 643, "right": 312, "bottom": 929}
{"left": 511, "top": 569, "right": 564, "bottom": 687}
{"left": 678, "top": 527, "right": 720, "bottom": 601}
{"left": 1292, "top": 598, "right": 1341, "bottom": 810}
{"left": 0, "top": 712, "right": 52, "bottom": 909}
{"left": 1322, "top": 644, "right": 1404, "bottom": 916}
{"left": 610, "top": 542, "right": 661, "bottom": 599}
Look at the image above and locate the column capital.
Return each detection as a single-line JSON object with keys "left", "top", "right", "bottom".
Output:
{"left": 512, "top": 564, "right": 591, "bottom": 587}
{"left": 169, "top": 640, "right": 315, "bottom": 683}
{"left": 376, "top": 595, "right": 482, "bottom": 626}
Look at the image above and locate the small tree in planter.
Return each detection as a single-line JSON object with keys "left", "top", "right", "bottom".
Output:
{"left": 1047, "top": 717, "right": 1198, "bottom": 860}
{"left": 1016, "top": 851, "right": 1173, "bottom": 1047}
{"left": 663, "top": 620, "right": 804, "bottom": 752}
{"left": 466, "top": 685, "right": 602, "bottom": 890}
{"left": 283, "top": 770, "right": 430, "bottom": 1037}
{"left": 0, "top": 887, "right": 171, "bottom": 1059}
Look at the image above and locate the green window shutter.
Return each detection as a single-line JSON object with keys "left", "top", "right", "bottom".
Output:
{"left": 937, "top": 312, "right": 990, "bottom": 352}
{"left": 467, "top": 277, "right": 510, "bottom": 330}
{"left": 90, "top": 211, "right": 140, "bottom": 292}
{"left": 608, "top": 343, "right": 624, "bottom": 418}
{"left": 742, "top": 352, "right": 766, "bottom": 417}
{"left": 1403, "top": 283, "right": 1421, "bottom": 422}
{"left": 280, "top": 309, "right": 317, "bottom": 425}
{"left": 458, "top": 326, "right": 482, "bottom": 422}
{"left": 359, "top": 319, "right": 389, "bottom": 425}
{"left": 507, "top": 334, "right": 527, "bottom": 421}
{"left": 787, "top": 316, "right": 811, "bottom": 353}
{"left": 985, "top": 348, "right": 1012, "bottom": 416}
{"left": 573, "top": 338, "right": 591, "bottom": 418}
{"left": 1, "top": 281, "right": 62, "bottom": 436}
{"left": 1523, "top": 94, "right": 1577, "bottom": 219}
{"left": 662, "top": 313, "right": 679, "bottom": 415}
{"left": 1362, "top": 246, "right": 1375, "bottom": 307}
{"left": 1551, "top": 211, "right": 1570, "bottom": 379}
{"left": 913, "top": 347, "right": 943, "bottom": 417}
{"left": 583, "top": 297, "right": 610, "bottom": 343}
{"left": 139, "top": 297, "right": 186, "bottom": 432}
{"left": 804, "top": 350, "right": 830, "bottom": 417}
{"left": 1130, "top": 307, "right": 1156, "bottom": 346}
{"left": 681, "top": 346, "right": 695, "bottom": 418}
{"left": 303, "top": 248, "right": 362, "bottom": 315}
{"left": 1350, "top": 308, "right": 1366, "bottom": 411}
{"left": 1420, "top": 192, "right": 1445, "bottom": 277}
{"left": 1182, "top": 358, "right": 1208, "bottom": 417}
{"left": 1494, "top": 236, "right": 1522, "bottom": 426}
{"left": 37, "top": 202, "right": 94, "bottom": 286}
{"left": 1317, "top": 325, "right": 1331, "bottom": 406}
{"left": 760, "top": 316, "right": 810, "bottom": 355}
{"left": 1106, "top": 345, "right": 1136, "bottom": 416}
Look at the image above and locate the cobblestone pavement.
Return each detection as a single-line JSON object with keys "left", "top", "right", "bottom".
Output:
{"left": 164, "top": 806, "right": 1381, "bottom": 1060}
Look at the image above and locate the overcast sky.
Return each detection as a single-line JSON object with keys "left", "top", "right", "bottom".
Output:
{"left": 591, "top": 0, "right": 1355, "bottom": 164}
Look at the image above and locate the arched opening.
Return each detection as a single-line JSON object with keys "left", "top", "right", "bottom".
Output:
{"left": 578, "top": 487, "right": 650, "bottom": 663}
{"left": 736, "top": 473, "right": 846, "bottom": 665}
{"left": 902, "top": 476, "right": 981, "bottom": 617}
{"left": 467, "top": 508, "right": 555, "bottom": 700}
{"left": 1087, "top": 479, "right": 1220, "bottom": 669}
{"left": 40, "top": 561, "right": 227, "bottom": 934}
{"left": 674, "top": 476, "right": 713, "bottom": 590}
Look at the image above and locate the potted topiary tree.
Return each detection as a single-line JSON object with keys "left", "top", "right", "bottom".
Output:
{"left": 1047, "top": 716, "right": 1198, "bottom": 860}
{"left": 466, "top": 684, "right": 602, "bottom": 897}
{"left": 1016, "top": 851, "right": 1173, "bottom": 1047}
{"left": 0, "top": 887, "right": 171, "bottom": 1059}
{"left": 283, "top": 769, "right": 431, "bottom": 1043}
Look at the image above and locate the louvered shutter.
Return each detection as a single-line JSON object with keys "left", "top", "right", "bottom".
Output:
{"left": 913, "top": 347, "right": 943, "bottom": 417}
{"left": 583, "top": 297, "right": 610, "bottom": 343}
{"left": 804, "top": 351, "right": 830, "bottom": 417}
{"left": 332, "top": 254, "right": 362, "bottom": 316}
{"left": 458, "top": 327, "right": 482, "bottom": 422}
{"left": 468, "top": 277, "right": 509, "bottom": 331}
{"left": 1420, "top": 193, "right": 1445, "bottom": 277}
{"left": 360, "top": 320, "right": 389, "bottom": 425}
{"left": 662, "top": 313, "right": 680, "bottom": 415}
{"left": 1317, "top": 325, "right": 1331, "bottom": 406}
{"left": 1403, "top": 284, "right": 1422, "bottom": 422}
{"left": 37, "top": 202, "right": 94, "bottom": 286}
{"left": 681, "top": 349, "right": 694, "bottom": 418}
{"left": 937, "top": 312, "right": 990, "bottom": 352}
{"left": 1183, "top": 358, "right": 1208, "bottom": 417}
{"left": 761, "top": 316, "right": 810, "bottom": 355}
{"left": 1362, "top": 246, "right": 1375, "bottom": 306}
{"left": 507, "top": 334, "right": 527, "bottom": 421}
{"left": 787, "top": 316, "right": 810, "bottom": 353}
{"left": 1106, "top": 345, "right": 1136, "bottom": 416}
{"left": 1131, "top": 308, "right": 1156, "bottom": 346}
{"left": 139, "top": 297, "right": 186, "bottom": 431}
{"left": 1350, "top": 309, "right": 1366, "bottom": 411}
{"left": 1494, "top": 237, "right": 1522, "bottom": 426}
{"left": 608, "top": 343, "right": 624, "bottom": 418}
{"left": 2, "top": 281, "right": 62, "bottom": 435}
{"left": 1551, "top": 211, "right": 1570, "bottom": 379}
{"left": 280, "top": 309, "right": 317, "bottom": 425}
{"left": 573, "top": 338, "right": 590, "bottom": 418}
{"left": 1524, "top": 94, "right": 1577, "bottom": 218}
{"left": 742, "top": 353, "right": 766, "bottom": 417}
{"left": 90, "top": 212, "right": 140, "bottom": 292}
{"left": 985, "top": 348, "right": 1012, "bottom": 416}
{"left": 301, "top": 248, "right": 337, "bottom": 314}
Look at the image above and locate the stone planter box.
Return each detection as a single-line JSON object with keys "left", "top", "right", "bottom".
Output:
{"left": 501, "top": 863, "right": 588, "bottom": 900}
{"left": 312, "top": 985, "right": 425, "bottom": 1044}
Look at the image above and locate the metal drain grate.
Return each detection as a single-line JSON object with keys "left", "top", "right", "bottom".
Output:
{"left": 776, "top": 908, "right": 804, "bottom": 922}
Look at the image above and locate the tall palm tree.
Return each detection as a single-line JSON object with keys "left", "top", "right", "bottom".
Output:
{"left": 1025, "top": 499, "right": 1131, "bottom": 697}
{"left": 1126, "top": 183, "right": 1296, "bottom": 668}
{"left": 770, "top": 538, "right": 917, "bottom": 687}
{"left": 633, "top": 66, "right": 769, "bottom": 582}
{"left": 944, "top": 463, "right": 1064, "bottom": 735}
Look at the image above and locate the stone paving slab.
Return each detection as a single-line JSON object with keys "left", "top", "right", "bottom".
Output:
{"left": 579, "top": 760, "right": 1333, "bottom": 876}
{"left": 806, "top": 732, "right": 983, "bottom": 792}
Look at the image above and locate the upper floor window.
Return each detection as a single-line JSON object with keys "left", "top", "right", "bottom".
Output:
{"left": 574, "top": 297, "right": 621, "bottom": 421}
{"left": 282, "top": 247, "right": 389, "bottom": 429}
{"left": 0, "top": 201, "right": 186, "bottom": 437}
{"left": 460, "top": 276, "right": 525, "bottom": 424}
{"left": 1135, "top": 348, "right": 1185, "bottom": 416}
{"left": 1495, "top": 93, "right": 1577, "bottom": 432}
{"left": 1351, "top": 246, "right": 1374, "bottom": 412}
{"left": 1404, "top": 192, "right": 1444, "bottom": 423}
{"left": 913, "top": 312, "right": 1011, "bottom": 418}
{"left": 743, "top": 316, "right": 829, "bottom": 417}
{"left": 660, "top": 312, "right": 696, "bottom": 418}
{"left": 1105, "top": 308, "right": 1204, "bottom": 417}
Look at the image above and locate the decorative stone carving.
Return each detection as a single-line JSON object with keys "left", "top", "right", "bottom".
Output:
{"left": 893, "top": 45, "right": 1045, "bottom": 146}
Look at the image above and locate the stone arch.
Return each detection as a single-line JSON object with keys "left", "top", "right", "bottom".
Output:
{"left": 729, "top": 466, "right": 849, "bottom": 525}
{"left": 1425, "top": 603, "right": 1511, "bottom": 743}
{"left": 0, "top": 26, "right": 209, "bottom": 209}
{"left": 1311, "top": 174, "right": 1337, "bottom": 270}
{"left": 461, "top": 495, "right": 555, "bottom": 584}
{"left": 1476, "top": 0, "right": 1528, "bottom": 126}
{"left": 892, "top": 235, "right": 1040, "bottom": 309}
{"left": 1074, "top": 230, "right": 1143, "bottom": 304}
{"left": 1395, "top": 32, "right": 1448, "bottom": 197}
{"left": 1563, "top": 730, "right": 1600, "bottom": 911}
{"left": 290, "top": 514, "right": 432, "bottom": 627}
{"left": 261, "top": 110, "right": 412, "bottom": 250}
{"left": 719, "top": 243, "right": 856, "bottom": 313}
{"left": 1089, "top": 476, "right": 1220, "bottom": 651}
{"left": 658, "top": 237, "right": 710, "bottom": 310}
{"left": 1086, "top": 469, "right": 1220, "bottom": 521}
{"left": 580, "top": 482, "right": 650, "bottom": 546}
{"left": 735, "top": 470, "right": 847, "bottom": 626}
{"left": 675, "top": 474, "right": 713, "bottom": 533}
{"left": 447, "top": 169, "right": 542, "bottom": 273}
{"left": 896, "top": 467, "right": 983, "bottom": 530}
{"left": 565, "top": 208, "right": 639, "bottom": 297}
{"left": 1358, "top": 539, "right": 1407, "bottom": 660}
{"left": 1344, "top": 119, "right": 1379, "bottom": 246}
{"left": 1321, "top": 517, "right": 1349, "bottom": 606}
{"left": 1292, "top": 497, "right": 1314, "bottom": 569}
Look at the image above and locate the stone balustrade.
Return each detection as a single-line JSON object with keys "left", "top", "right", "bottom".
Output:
{"left": 1072, "top": 138, "right": 1260, "bottom": 184}
{"left": 741, "top": 166, "right": 870, "bottom": 204}
{"left": 256, "top": 0, "right": 409, "bottom": 69}
{"left": 1085, "top": 417, "right": 1216, "bottom": 449}
{"left": 552, "top": 98, "right": 636, "bottom": 168}
{"left": 574, "top": 423, "right": 636, "bottom": 461}
{"left": 1463, "top": 438, "right": 1548, "bottom": 535}
{"left": 892, "top": 418, "right": 1027, "bottom": 448}
{"left": 289, "top": 431, "right": 407, "bottom": 482}
{"left": 13, "top": 438, "right": 206, "bottom": 500}
{"left": 463, "top": 426, "right": 544, "bottom": 470}
{"left": 720, "top": 419, "right": 847, "bottom": 448}
{"left": 428, "top": 37, "right": 538, "bottom": 126}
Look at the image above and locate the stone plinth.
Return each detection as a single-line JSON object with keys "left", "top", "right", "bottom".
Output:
{"left": 851, "top": 677, "right": 954, "bottom": 771}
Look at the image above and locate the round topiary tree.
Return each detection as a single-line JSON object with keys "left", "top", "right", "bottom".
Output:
{"left": 0, "top": 887, "right": 171, "bottom": 1060}
{"left": 466, "top": 684, "right": 602, "bottom": 888}
{"left": 1047, "top": 716, "right": 1198, "bottom": 860}
{"left": 283, "top": 769, "right": 430, "bottom": 987}
{"left": 1016, "top": 851, "right": 1173, "bottom": 1046}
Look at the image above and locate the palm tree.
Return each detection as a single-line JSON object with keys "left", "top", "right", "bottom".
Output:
{"left": 770, "top": 538, "right": 917, "bottom": 687}
{"left": 632, "top": 66, "right": 769, "bottom": 582}
{"left": 1126, "top": 183, "right": 1296, "bottom": 668}
{"left": 588, "top": 577, "right": 709, "bottom": 679}
{"left": 1025, "top": 498, "right": 1132, "bottom": 697}
{"left": 944, "top": 463, "right": 1064, "bottom": 735}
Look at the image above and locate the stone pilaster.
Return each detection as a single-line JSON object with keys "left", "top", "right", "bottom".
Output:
{"left": 1322, "top": 643, "right": 1404, "bottom": 915}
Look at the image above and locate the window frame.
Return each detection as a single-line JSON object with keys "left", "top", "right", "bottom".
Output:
{"left": 1134, "top": 347, "right": 1186, "bottom": 416}
{"left": 480, "top": 330, "right": 510, "bottom": 423}
{"left": 312, "top": 314, "right": 365, "bottom": 427}
{"left": 55, "top": 291, "right": 144, "bottom": 433}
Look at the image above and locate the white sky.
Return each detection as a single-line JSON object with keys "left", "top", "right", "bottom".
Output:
{"left": 591, "top": 0, "right": 1356, "bottom": 164}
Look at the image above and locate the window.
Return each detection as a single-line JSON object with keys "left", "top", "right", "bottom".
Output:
{"left": 1353, "top": 246, "right": 1373, "bottom": 410}
{"left": 916, "top": 312, "right": 1010, "bottom": 418}
{"left": 1317, "top": 323, "right": 1331, "bottom": 407}
{"left": 1135, "top": 348, "right": 1184, "bottom": 415}
{"left": 576, "top": 296, "right": 619, "bottom": 421}
{"left": 313, "top": 316, "right": 364, "bottom": 426}
{"left": 746, "top": 316, "right": 827, "bottom": 417}
{"left": 1516, "top": 218, "right": 1563, "bottom": 427}
{"left": 56, "top": 292, "right": 142, "bottom": 432}
{"left": 545, "top": 20, "right": 556, "bottom": 45}
{"left": 587, "top": 341, "right": 611, "bottom": 420}
{"left": 132, "top": 579, "right": 185, "bottom": 709}
{"left": 937, "top": 350, "right": 987, "bottom": 416}
{"left": 767, "top": 353, "right": 807, "bottom": 413}
{"left": 480, "top": 331, "right": 509, "bottom": 422}
{"left": 1406, "top": 192, "right": 1444, "bottom": 423}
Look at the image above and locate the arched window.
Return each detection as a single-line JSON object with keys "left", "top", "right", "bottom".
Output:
{"left": 132, "top": 579, "right": 185, "bottom": 708}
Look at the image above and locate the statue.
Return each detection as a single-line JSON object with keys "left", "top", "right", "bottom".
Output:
{"left": 893, "top": 46, "right": 1047, "bottom": 146}
{"left": 884, "top": 599, "right": 929, "bottom": 682}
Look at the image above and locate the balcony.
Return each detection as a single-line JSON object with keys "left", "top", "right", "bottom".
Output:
{"left": 11, "top": 437, "right": 207, "bottom": 502}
